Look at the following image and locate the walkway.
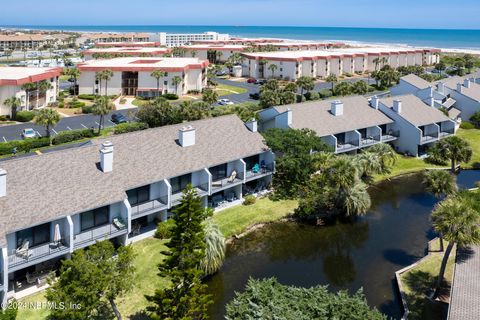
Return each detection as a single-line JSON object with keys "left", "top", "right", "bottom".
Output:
{"left": 448, "top": 245, "right": 480, "bottom": 319}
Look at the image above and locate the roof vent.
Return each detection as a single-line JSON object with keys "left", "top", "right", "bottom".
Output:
{"left": 370, "top": 96, "right": 379, "bottom": 109}
{"left": 437, "top": 82, "right": 445, "bottom": 94}
{"left": 463, "top": 79, "right": 471, "bottom": 89}
{"left": 179, "top": 125, "right": 196, "bottom": 147}
{"left": 100, "top": 141, "right": 114, "bottom": 173}
{"left": 0, "top": 169, "right": 6, "bottom": 198}
{"left": 393, "top": 100, "right": 402, "bottom": 113}
{"left": 456, "top": 83, "right": 463, "bottom": 93}
{"left": 245, "top": 118, "right": 257, "bottom": 132}
{"left": 331, "top": 100, "right": 344, "bottom": 116}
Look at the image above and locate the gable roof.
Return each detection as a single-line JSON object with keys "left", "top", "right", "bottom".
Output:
{"left": 400, "top": 74, "right": 432, "bottom": 90}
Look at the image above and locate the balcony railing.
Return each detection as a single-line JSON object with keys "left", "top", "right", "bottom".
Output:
{"left": 382, "top": 130, "right": 400, "bottom": 142}
{"left": 439, "top": 128, "right": 455, "bottom": 137}
{"left": 360, "top": 135, "right": 381, "bottom": 147}
{"left": 131, "top": 196, "right": 169, "bottom": 218}
{"left": 171, "top": 184, "right": 210, "bottom": 204}
{"left": 245, "top": 163, "right": 274, "bottom": 180}
{"left": 211, "top": 175, "right": 244, "bottom": 191}
{"left": 421, "top": 132, "right": 439, "bottom": 143}
{"left": 336, "top": 142, "right": 359, "bottom": 153}
{"left": 74, "top": 223, "right": 127, "bottom": 249}
{"left": 8, "top": 241, "right": 70, "bottom": 270}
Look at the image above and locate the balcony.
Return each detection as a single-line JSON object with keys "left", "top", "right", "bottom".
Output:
{"left": 360, "top": 135, "right": 381, "bottom": 147}
{"left": 8, "top": 241, "right": 70, "bottom": 272}
{"left": 211, "top": 175, "right": 244, "bottom": 193}
{"left": 420, "top": 132, "right": 439, "bottom": 144}
{"left": 336, "top": 142, "right": 359, "bottom": 153}
{"left": 171, "top": 183, "right": 209, "bottom": 205}
{"left": 74, "top": 223, "right": 127, "bottom": 249}
{"left": 245, "top": 163, "right": 274, "bottom": 182}
{"left": 382, "top": 130, "right": 400, "bottom": 142}
{"left": 439, "top": 128, "right": 455, "bottom": 138}
{"left": 131, "top": 196, "right": 169, "bottom": 219}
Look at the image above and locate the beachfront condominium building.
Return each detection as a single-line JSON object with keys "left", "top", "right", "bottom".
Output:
{"left": 0, "top": 67, "right": 61, "bottom": 117}
{"left": 258, "top": 96, "right": 398, "bottom": 154}
{"left": 182, "top": 44, "right": 247, "bottom": 63}
{"left": 77, "top": 57, "right": 209, "bottom": 96}
{"left": 377, "top": 94, "right": 456, "bottom": 156}
{"left": 241, "top": 47, "right": 441, "bottom": 81}
{"left": 79, "top": 33, "right": 151, "bottom": 45}
{"left": 82, "top": 47, "right": 172, "bottom": 60}
{"left": 150, "top": 32, "right": 230, "bottom": 47}
{"left": 0, "top": 115, "right": 274, "bottom": 305}
{"left": 391, "top": 73, "right": 480, "bottom": 121}
{"left": 93, "top": 42, "right": 161, "bottom": 48}
{"left": 0, "top": 33, "right": 73, "bottom": 51}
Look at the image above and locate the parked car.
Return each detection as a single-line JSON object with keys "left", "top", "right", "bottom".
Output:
{"left": 255, "top": 79, "right": 267, "bottom": 85}
{"left": 218, "top": 99, "right": 234, "bottom": 105}
{"left": 247, "top": 78, "right": 256, "bottom": 83}
{"left": 111, "top": 113, "right": 128, "bottom": 124}
{"left": 21, "top": 128, "right": 37, "bottom": 139}
{"left": 216, "top": 70, "right": 227, "bottom": 76}
{"left": 249, "top": 92, "right": 260, "bottom": 100}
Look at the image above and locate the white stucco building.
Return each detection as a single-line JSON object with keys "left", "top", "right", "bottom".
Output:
{"left": 150, "top": 32, "right": 230, "bottom": 47}
{"left": 182, "top": 44, "right": 247, "bottom": 63}
{"left": 82, "top": 47, "right": 171, "bottom": 60}
{"left": 0, "top": 67, "right": 61, "bottom": 117}
{"left": 77, "top": 57, "right": 209, "bottom": 96}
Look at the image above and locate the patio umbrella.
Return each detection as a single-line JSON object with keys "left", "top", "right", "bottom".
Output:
{"left": 53, "top": 224, "right": 61, "bottom": 246}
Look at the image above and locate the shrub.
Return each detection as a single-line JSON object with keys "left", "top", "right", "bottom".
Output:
{"left": 0, "top": 115, "right": 7, "bottom": 121}
{"left": 305, "top": 91, "right": 320, "bottom": 101}
{"left": 113, "top": 122, "right": 149, "bottom": 134}
{"left": 243, "top": 195, "right": 257, "bottom": 206}
{"left": 58, "top": 101, "right": 65, "bottom": 108}
{"left": 154, "top": 219, "right": 175, "bottom": 239}
{"left": 15, "top": 110, "right": 35, "bottom": 122}
{"left": 119, "top": 98, "right": 127, "bottom": 104}
{"left": 77, "top": 94, "right": 96, "bottom": 101}
{"left": 296, "top": 95, "right": 306, "bottom": 103}
{"left": 81, "top": 105, "right": 94, "bottom": 114}
{"left": 469, "top": 111, "right": 480, "bottom": 128}
{"left": 52, "top": 128, "right": 96, "bottom": 145}
{"left": 319, "top": 89, "right": 333, "bottom": 98}
{"left": 69, "top": 101, "right": 86, "bottom": 109}
{"left": 0, "top": 137, "right": 50, "bottom": 156}
{"left": 163, "top": 93, "right": 178, "bottom": 100}
{"left": 460, "top": 121, "right": 475, "bottom": 130}
{"left": 188, "top": 90, "right": 201, "bottom": 94}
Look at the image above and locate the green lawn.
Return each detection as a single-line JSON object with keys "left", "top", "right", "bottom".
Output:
{"left": 213, "top": 83, "right": 248, "bottom": 96}
{"left": 399, "top": 239, "right": 456, "bottom": 320}
{"left": 17, "top": 198, "right": 297, "bottom": 320}
{"left": 457, "top": 127, "right": 480, "bottom": 167}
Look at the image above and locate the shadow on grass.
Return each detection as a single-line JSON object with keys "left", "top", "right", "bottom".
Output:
{"left": 402, "top": 270, "right": 450, "bottom": 320}
{"left": 129, "top": 310, "right": 151, "bottom": 320}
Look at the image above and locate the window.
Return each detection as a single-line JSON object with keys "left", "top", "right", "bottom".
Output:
{"left": 80, "top": 206, "right": 109, "bottom": 231}
{"left": 16, "top": 222, "right": 50, "bottom": 248}
{"left": 127, "top": 185, "right": 150, "bottom": 205}
{"left": 170, "top": 173, "right": 192, "bottom": 194}
{"left": 210, "top": 163, "right": 227, "bottom": 181}
{"left": 244, "top": 155, "right": 260, "bottom": 170}
{"left": 164, "top": 80, "right": 168, "bottom": 85}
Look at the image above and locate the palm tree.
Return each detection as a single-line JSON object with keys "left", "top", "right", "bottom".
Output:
{"left": 258, "top": 59, "right": 268, "bottom": 79}
{"left": 37, "top": 80, "right": 53, "bottom": 108}
{"left": 150, "top": 70, "right": 167, "bottom": 97}
{"left": 267, "top": 64, "right": 278, "bottom": 78}
{"left": 3, "top": 97, "right": 21, "bottom": 120}
{"left": 366, "top": 143, "right": 396, "bottom": 174}
{"left": 325, "top": 73, "right": 337, "bottom": 91}
{"left": 92, "top": 96, "right": 114, "bottom": 134}
{"left": 216, "top": 51, "right": 223, "bottom": 63}
{"left": 423, "top": 170, "right": 457, "bottom": 198}
{"left": 202, "top": 88, "right": 218, "bottom": 106}
{"left": 100, "top": 70, "right": 114, "bottom": 96}
{"left": 21, "top": 82, "right": 37, "bottom": 110}
{"left": 296, "top": 76, "right": 315, "bottom": 97}
{"left": 200, "top": 219, "right": 226, "bottom": 276}
{"left": 33, "top": 108, "right": 60, "bottom": 144}
{"left": 430, "top": 195, "right": 480, "bottom": 299}
{"left": 95, "top": 71, "right": 103, "bottom": 96}
{"left": 339, "top": 182, "right": 371, "bottom": 216}
{"left": 171, "top": 76, "right": 182, "bottom": 95}
{"left": 373, "top": 57, "right": 381, "bottom": 71}
{"left": 64, "top": 68, "right": 81, "bottom": 97}
{"left": 428, "top": 136, "right": 472, "bottom": 173}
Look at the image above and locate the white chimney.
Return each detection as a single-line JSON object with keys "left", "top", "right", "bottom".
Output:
{"left": 370, "top": 95, "right": 379, "bottom": 109}
{"left": 463, "top": 79, "right": 471, "bottom": 88}
{"left": 393, "top": 100, "right": 402, "bottom": 113}
{"left": 331, "top": 100, "right": 344, "bottom": 116}
{"left": 245, "top": 118, "right": 257, "bottom": 132}
{"left": 179, "top": 125, "right": 196, "bottom": 147}
{"left": 0, "top": 169, "right": 6, "bottom": 198}
{"left": 437, "top": 82, "right": 445, "bottom": 94}
{"left": 100, "top": 141, "right": 114, "bottom": 173}
{"left": 457, "top": 83, "right": 463, "bottom": 93}
{"left": 427, "top": 96, "right": 435, "bottom": 107}
{"left": 286, "top": 108, "right": 292, "bottom": 125}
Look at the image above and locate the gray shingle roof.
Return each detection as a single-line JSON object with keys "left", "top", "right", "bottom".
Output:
{"left": 274, "top": 96, "right": 393, "bottom": 137}
{"left": 380, "top": 94, "right": 451, "bottom": 127}
{"left": 0, "top": 115, "right": 269, "bottom": 246}
{"left": 401, "top": 74, "right": 432, "bottom": 90}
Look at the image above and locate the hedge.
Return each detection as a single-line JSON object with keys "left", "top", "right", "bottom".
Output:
{"left": 52, "top": 128, "right": 96, "bottom": 145}
{"left": 15, "top": 111, "right": 35, "bottom": 122}
{"left": 0, "top": 138, "right": 50, "bottom": 156}
{"left": 68, "top": 101, "right": 86, "bottom": 109}
{"left": 319, "top": 89, "right": 333, "bottom": 98}
{"left": 113, "top": 122, "right": 148, "bottom": 134}
{"left": 460, "top": 121, "right": 475, "bottom": 130}
{"left": 78, "top": 94, "right": 96, "bottom": 101}
{"left": 163, "top": 93, "right": 178, "bottom": 100}
{"left": 81, "top": 105, "right": 94, "bottom": 114}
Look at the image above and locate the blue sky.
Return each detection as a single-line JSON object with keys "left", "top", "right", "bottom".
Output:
{"left": 2, "top": 0, "right": 480, "bottom": 29}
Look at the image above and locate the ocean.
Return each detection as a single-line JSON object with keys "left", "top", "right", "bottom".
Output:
{"left": 4, "top": 25, "right": 480, "bottom": 49}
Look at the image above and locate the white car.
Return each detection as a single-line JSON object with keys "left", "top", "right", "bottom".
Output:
{"left": 21, "top": 128, "right": 37, "bottom": 139}
{"left": 218, "top": 99, "right": 234, "bottom": 105}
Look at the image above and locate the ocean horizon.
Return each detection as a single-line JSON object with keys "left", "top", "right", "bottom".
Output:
{"left": 3, "top": 25, "right": 480, "bottom": 49}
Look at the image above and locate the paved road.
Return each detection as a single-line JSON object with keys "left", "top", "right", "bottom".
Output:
{"left": 0, "top": 109, "right": 136, "bottom": 142}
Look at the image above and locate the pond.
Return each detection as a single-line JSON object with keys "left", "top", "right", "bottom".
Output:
{"left": 205, "top": 171, "right": 480, "bottom": 319}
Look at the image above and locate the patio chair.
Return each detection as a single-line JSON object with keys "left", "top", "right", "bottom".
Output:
{"left": 227, "top": 170, "right": 237, "bottom": 183}
{"left": 112, "top": 217, "right": 126, "bottom": 230}
{"left": 15, "top": 240, "right": 31, "bottom": 259}
{"left": 252, "top": 163, "right": 260, "bottom": 174}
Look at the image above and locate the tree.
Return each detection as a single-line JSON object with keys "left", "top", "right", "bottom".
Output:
{"left": 137, "top": 98, "right": 181, "bottom": 128}
{"left": 334, "top": 81, "right": 352, "bottom": 96}
{"left": 470, "top": 111, "right": 480, "bottom": 128}
{"left": 267, "top": 63, "right": 278, "bottom": 78}
{"left": 296, "top": 76, "right": 315, "bottom": 97}
{"left": 263, "top": 128, "right": 328, "bottom": 155}
{"left": 179, "top": 101, "right": 211, "bottom": 121}
{"left": 46, "top": 240, "right": 135, "bottom": 320}
{"left": 428, "top": 136, "right": 472, "bottom": 172}
{"left": 463, "top": 54, "right": 475, "bottom": 73}
{"left": 431, "top": 195, "right": 480, "bottom": 299}
{"left": 0, "top": 299, "right": 18, "bottom": 320}
{"left": 259, "top": 59, "right": 268, "bottom": 78}
{"left": 365, "top": 143, "right": 397, "bottom": 174}
{"left": 3, "top": 96, "right": 21, "bottom": 120}
{"left": 202, "top": 88, "right": 218, "bottom": 106}
{"left": 171, "top": 47, "right": 186, "bottom": 57}
{"left": 200, "top": 218, "right": 226, "bottom": 276}
{"left": 92, "top": 96, "right": 114, "bottom": 134}
{"left": 33, "top": 108, "right": 60, "bottom": 144}
{"left": 423, "top": 170, "right": 457, "bottom": 198}
{"left": 37, "top": 80, "right": 53, "bottom": 108}
{"left": 226, "top": 278, "right": 386, "bottom": 320}
{"left": 146, "top": 185, "right": 212, "bottom": 319}
{"left": 351, "top": 80, "right": 369, "bottom": 95}
{"left": 434, "top": 61, "right": 446, "bottom": 76}
{"left": 150, "top": 70, "right": 166, "bottom": 97}
{"left": 171, "top": 76, "right": 182, "bottom": 95}
{"left": 325, "top": 73, "right": 337, "bottom": 91}
{"left": 21, "top": 82, "right": 37, "bottom": 110}
{"left": 99, "top": 70, "right": 114, "bottom": 96}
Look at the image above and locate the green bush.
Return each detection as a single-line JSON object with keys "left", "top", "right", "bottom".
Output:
{"left": 113, "top": 122, "right": 149, "bottom": 134}
{"left": 319, "top": 89, "right": 333, "bottom": 98}
{"left": 78, "top": 94, "right": 96, "bottom": 100}
{"left": 81, "top": 105, "right": 94, "bottom": 114}
{"left": 15, "top": 110, "right": 35, "bottom": 122}
{"left": 69, "top": 101, "right": 86, "bottom": 109}
{"left": 52, "top": 128, "right": 96, "bottom": 145}
{"left": 469, "top": 111, "right": 480, "bottom": 128}
{"left": 305, "top": 91, "right": 320, "bottom": 101}
{"left": 243, "top": 195, "right": 257, "bottom": 206}
{"left": 0, "top": 115, "right": 7, "bottom": 121}
{"left": 0, "top": 137, "right": 50, "bottom": 156}
{"left": 154, "top": 219, "right": 176, "bottom": 239}
{"left": 0, "top": 298, "right": 18, "bottom": 319}
{"left": 163, "top": 93, "right": 178, "bottom": 100}
{"left": 460, "top": 121, "right": 475, "bottom": 130}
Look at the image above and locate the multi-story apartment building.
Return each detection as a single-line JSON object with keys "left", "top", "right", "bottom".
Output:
{"left": 78, "top": 33, "right": 151, "bottom": 46}
{"left": 93, "top": 42, "right": 161, "bottom": 48}
{"left": 0, "top": 115, "right": 274, "bottom": 304}
{"left": 0, "top": 67, "right": 61, "bottom": 117}
{"left": 77, "top": 57, "right": 209, "bottom": 96}
{"left": 82, "top": 47, "right": 171, "bottom": 60}
{"left": 241, "top": 47, "right": 441, "bottom": 81}
{"left": 150, "top": 32, "right": 230, "bottom": 47}
{"left": 182, "top": 45, "right": 246, "bottom": 63}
